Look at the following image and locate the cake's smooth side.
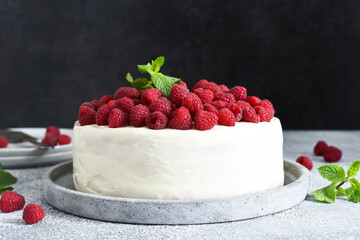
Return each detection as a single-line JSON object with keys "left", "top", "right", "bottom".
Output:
{"left": 73, "top": 118, "right": 284, "bottom": 200}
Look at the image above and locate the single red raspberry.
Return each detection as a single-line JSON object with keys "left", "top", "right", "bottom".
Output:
{"left": 0, "top": 191, "right": 25, "bottom": 213}
{"left": 226, "top": 103, "right": 243, "bottom": 121}
{"left": 194, "top": 110, "right": 218, "bottom": 131}
{"left": 96, "top": 104, "right": 111, "bottom": 126}
{"left": 149, "top": 97, "right": 172, "bottom": 116}
{"left": 107, "top": 100, "right": 116, "bottom": 109}
{"left": 229, "top": 86, "right": 247, "bottom": 101}
{"left": 145, "top": 112, "right": 168, "bottom": 130}
{"left": 58, "top": 134, "right": 71, "bottom": 145}
{"left": 214, "top": 92, "right": 235, "bottom": 103}
{"left": 22, "top": 204, "right": 45, "bottom": 224}
{"left": 46, "top": 126, "right": 60, "bottom": 138}
{"left": 191, "top": 79, "right": 209, "bottom": 92}
{"left": 204, "top": 103, "right": 219, "bottom": 115}
{"left": 180, "top": 81, "right": 188, "bottom": 88}
{"left": 91, "top": 99, "right": 99, "bottom": 105}
{"left": 296, "top": 156, "right": 313, "bottom": 170}
{"left": 218, "top": 108, "right": 236, "bottom": 126}
{"left": 78, "top": 105, "right": 96, "bottom": 126}
{"left": 314, "top": 141, "right": 328, "bottom": 156}
{"left": 253, "top": 105, "right": 272, "bottom": 122}
{"left": 324, "top": 146, "right": 342, "bottom": 162}
{"left": 98, "top": 95, "right": 113, "bottom": 106}
{"left": 236, "top": 100, "right": 252, "bottom": 110}
{"left": 113, "top": 97, "right": 134, "bottom": 113}
{"left": 41, "top": 133, "right": 57, "bottom": 146}
{"left": 141, "top": 88, "right": 164, "bottom": 105}
{"left": 193, "top": 88, "right": 214, "bottom": 104}
{"left": 114, "top": 87, "right": 140, "bottom": 100}
{"left": 168, "top": 107, "right": 192, "bottom": 130}
{"left": 81, "top": 102, "right": 99, "bottom": 111}
{"left": 169, "top": 84, "right": 189, "bottom": 106}
{"left": 0, "top": 136, "right": 8, "bottom": 148}
{"left": 219, "top": 84, "right": 229, "bottom": 92}
{"left": 108, "top": 108, "right": 129, "bottom": 128}
{"left": 129, "top": 104, "right": 150, "bottom": 127}
{"left": 258, "top": 99, "right": 275, "bottom": 117}
{"left": 210, "top": 100, "right": 227, "bottom": 110}
{"left": 182, "top": 93, "right": 204, "bottom": 113}
{"left": 246, "top": 96, "right": 261, "bottom": 107}
{"left": 204, "top": 82, "right": 222, "bottom": 95}
{"left": 242, "top": 107, "right": 260, "bottom": 123}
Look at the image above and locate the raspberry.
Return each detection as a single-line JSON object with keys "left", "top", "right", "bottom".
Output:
{"left": 246, "top": 96, "right": 261, "bottom": 107}
{"left": 214, "top": 92, "right": 235, "bottom": 103}
{"left": 108, "top": 108, "right": 129, "bottom": 128}
{"left": 253, "top": 105, "right": 272, "bottom": 122}
{"left": 96, "top": 104, "right": 111, "bottom": 126}
{"left": 193, "top": 110, "right": 218, "bottom": 131}
{"left": 146, "top": 112, "right": 168, "bottom": 130}
{"left": 132, "top": 98, "right": 141, "bottom": 105}
{"left": 41, "top": 133, "right": 57, "bottom": 146}
{"left": 0, "top": 191, "right": 25, "bottom": 213}
{"left": 191, "top": 79, "right": 209, "bottom": 92}
{"left": 219, "top": 84, "right": 229, "bottom": 92}
{"left": 168, "top": 107, "right": 192, "bottom": 130}
{"left": 182, "top": 93, "right": 204, "bottom": 113}
{"left": 46, "top": 126, "right": 60, "bottom": 138}
{"left": 114, "top": 87, "right": 140, "bottom": 100}
{"left": 78, "top": 105, "right": 96, "bottom": 126}
{"left": 113, "top": 97, "right": 134, "bottom": 113}
{"left": 210, "top": 100, "right": 227, "bottom": 110}
{"left": 226, "top": 103, "right": 243, "bottom": 121}
{"left": 258, "top": 99, "right": 275, "bottom": 117}
{"left": 204, "top": 82, "right": 222, "bottom": 95}
{"left": 218, "top": 108, "right": 236, "bottom": 126}
{"left": 314, "top": 141, "right": 328, "bottom": 156}
{"left": 22, "top": 204, "right": 45, "bottom": 224}
{"left": 107, "top": 100, "right": 115, "bottom": 109}
{"left": 242, "top": 107, "right": 260, "bottom": 123}
{"left": 91, "top": 99, "right": 99, "bottom": 105}
{"left": 149, "top": 97, "right": 172, "bottom": 116}
{"left": 204, "top": 103, "right": 219, "bottom": 115}
{"left": 58, "top": 134, "right": 71, "bottom": 145}
{"left": 229, "top": 86, "right": 247, "bottom": 101}
{"left": 169, "top": 84, "right": 189, "bottom": 106}
{"left": 296, "top": 156, "right": 313, "bottom": 170}
{"left": 129, "top": 104, "right": 150, "bottom": 127}
{"left": 81, "top": 102, "right": 98, "bottom": 111}
{"left": 0, "top": 136, "right": 8, "bottom": 148}
{"left": 180, "top": 81, "right": 188, "bottom": 88}
{"left": 141, "top": 88, "right": 164, "bottom": 105}
{"left": 236, "top": 100, "right": 252, "bottom": 110}
{"left": 193, "top": 88, "right": 214, "bottom": 104}
{"left": 98, "top": 95, "right": 113, "bottom": 106}
{"left": 324, "top": 146, "right": 342, "bottom": 162}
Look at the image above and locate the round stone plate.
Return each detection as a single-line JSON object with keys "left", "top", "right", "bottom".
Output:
{"left": 43, "top": 160, "right": 309, "bottom": 225}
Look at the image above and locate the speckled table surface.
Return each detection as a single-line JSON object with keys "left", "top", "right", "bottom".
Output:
{"left": 1, "top": 131, "right": 360, "bottom": 240}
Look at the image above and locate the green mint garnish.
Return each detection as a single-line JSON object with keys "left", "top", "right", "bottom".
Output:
{"left": 0, "top": 162, "right": 17, "bottom": 194}
{"left": 126, "top": 56, "right": 181, "bottom": 98}
{"left": 312, "top": 160, "right": 360, "bottom": 203}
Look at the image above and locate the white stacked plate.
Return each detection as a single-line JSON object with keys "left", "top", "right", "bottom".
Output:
{"left": 0, "top": 128, "right": 73, "bottom": 168}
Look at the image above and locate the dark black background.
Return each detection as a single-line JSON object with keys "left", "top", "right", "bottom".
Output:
{"left": 0, "top": 0, "right": 359, "bottom": 129}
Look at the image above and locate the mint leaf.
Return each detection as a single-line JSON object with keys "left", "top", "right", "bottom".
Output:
{"left": 138, "top": 63, "right": 152, "bottom": 74}
{"left": 349, "top": 178, "right": 360, "bottom": 189}
{"left": 0, "top": 170, "right": 17, "bottom": 187}
{"left": 163, "top": 74, "right": 181, "bottom": 84}
{"left": 312, "top": 183, "right": 337, "bottom": 203}
{"left": 151, "top": 73, "right": 174, "bottom": 98}
{"left": 0, "top": 162, "right": 2, "bottom": 170}
{"left": 346, "top": 186, "right": 360, "bottom": 203}
{"left": 318, "top": 164, "right": 346, "bottom": 183}
{"left": 347, "top": 161, "right": 360, "bottom": 177}
{"left": 126, "top": 73, "right": 153, "bottom": 90}
{"left": 337, "top": 187, "right": 346, "bottom": 196}
{"left": 0, "top": 186, "right": 14, "bottom": 194}
{"left": 151, "top": 56, "right": 165, "bottom": 73}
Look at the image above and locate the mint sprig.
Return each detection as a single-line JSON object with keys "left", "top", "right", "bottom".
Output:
{"left": 126, "top": 56, "right": 181, "bottom": 98}
{"left": 0, "top": 162, "right": 17, "bottom": 194}
{"left": 313, "top": 161, "right": 360, "bottom": 203}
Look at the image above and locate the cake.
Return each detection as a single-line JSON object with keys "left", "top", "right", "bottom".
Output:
{"left": 72, "top": 56, "right": 284, "bottom": 200}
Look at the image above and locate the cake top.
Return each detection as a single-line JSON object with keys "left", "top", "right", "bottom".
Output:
{"left": 77, "top": 56, "right": 275, "bottom": 131}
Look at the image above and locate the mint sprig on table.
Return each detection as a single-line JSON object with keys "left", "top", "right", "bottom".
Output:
{"left": 0, "top": 162, "right": 17, "bottom": 194}
{"left": 312, "top": 161, "right": 360, "bottom": 203}
{"left": 126, "top": 56, "right": 181, "bottom": 98}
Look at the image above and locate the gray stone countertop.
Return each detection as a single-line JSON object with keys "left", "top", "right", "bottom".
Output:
{"left": 1, "top": 130, "right": 360, "bottom": 240}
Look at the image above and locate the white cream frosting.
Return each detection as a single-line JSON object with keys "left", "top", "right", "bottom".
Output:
{"left": 73, "top": 118, "right": 284, "bottom": 200}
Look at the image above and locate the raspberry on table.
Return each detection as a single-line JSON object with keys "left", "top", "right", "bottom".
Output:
{"left": 149, "top": 97, "right": 172, "bottom": 116}
{"left": 46, "top": 126, "right": 60, "bottom": 138}
{"left": 141, "top": 88, "right": 164, "bottom": 105}
{"left": 191, "top": 79, "right": 209, "bottom": 92}
{"left": 219, "top": 84, "right": 229, "bottom": 92}
{"left": 204, "top": 82, "right": 222, "bottom": 95}
{"left": 169, "top": 84, "right": 189, "bottom": 107}
{"left": 204, "top": 103, "right": 219, "bottom": 115}
{"left": 314, "top": 141, "right": 328, "bottom": 156}
{"left": 296, "top": 156, "right": 313, "bottom": 170}
{"left": 146, "top": 112, "right": 168, "bottom": 130}
{"left": 253, "top": 105, "right": 272, "bottom": 122}
{"left": 22, "top": 204, "right": 45, "bottom": 224}
{"left": 58, "top": 134, "right": 71, "bottom": 145}
{"left": 78, "top": 105, "right": 96, "bottom": 126}
{"left": 41, "top": 133, "right": 57, "bottom": 146}
{"left": 229, "top": 86, "right": 247, "bottom": 101}
{"left": 246, "top": 96, "right": 261, "bottom": 107}
{"left": 0, "top": 136, "right": 8, "bottom": 148}
{"left": 193, "top": 110, "right": 218, "bottom": 131}
{"left": 0, "top": 191, "right": 25, "bottom": 213}
{"left": 182, "top": 93, "right": 204, "bottom": 113}
{"left": 226, "top": 103, "right": 243, "bottom": 121}
{"left": 258, "top": 99, "right": 275, "bottom": 117}
{"left": 210, "top": 100, "right": 227, "bottom": 110}
{"left": 236, "top": 100, "right": 252, "bottom": 110}
{"left": 214, "top": 92, "right": 235, "bottom": 103}
{"left": 113, "top": 97, "right": 134, "bottom": 113}
{"left": 96, "top": 104, "right": 111, "bottom": 126}
{"left": 168, "top": 107, "right": 192, "bottom": 130}
{"left": 218, "top": 108, "right": 236, "bottom": 126}
{"left": 108, "top": 108, "right": 129, "bottom": 128}
{"left": 114, "top": 87, "right": 140, "bottom": 100}
{"left": 98, "top": 95, "right": 113, "bottom": 106}
{"left": 81, "top": 102, "right": 99, "bottom": 111}
{"left": 193, "top": 88, "right": 214, "bottom": 104}
{"left": 324, "top": 146, "right": 342, "bottom": 162}
{"left": 129, "top": 104, "right": 150, "bottom": 127}
{"left": 242, "top": 107, "right": 260, "bottom": 123}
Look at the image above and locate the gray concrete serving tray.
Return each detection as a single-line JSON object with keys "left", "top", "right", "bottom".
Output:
{"left": 43, "top": 160, "right": 309, "bottom": 225}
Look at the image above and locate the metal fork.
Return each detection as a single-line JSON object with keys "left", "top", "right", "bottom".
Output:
{"left": 0, "top": 129, "right": 54, "bottom": 150}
